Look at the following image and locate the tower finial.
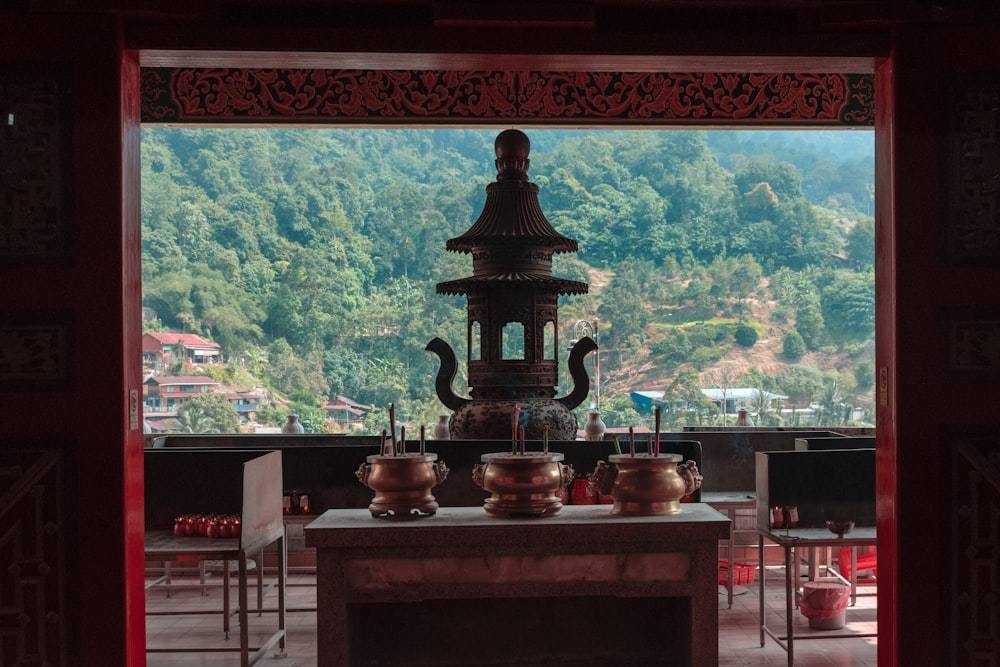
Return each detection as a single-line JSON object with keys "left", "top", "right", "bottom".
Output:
{"left": 495, "top": 129, "right": 530, "bottom": 181}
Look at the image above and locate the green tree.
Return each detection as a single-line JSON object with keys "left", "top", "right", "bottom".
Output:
{"left": 734, "top": 324, "right": 759, "bottom": 348}
{"left": 663, "top": 369, "right": 716, "bottom": 427}
{"left": 734, "top": 159, "right": 804, "bottom": 204}
{"left": 815, "top": 370, "right": 856, "bottom": 426}
{"left": 775, "top": 365, "right": 823, "bottom": 407}
{"left": 769, "top": 266, "right": 821, "bottom": 307}
{"left": 689, "top": 346, "right": 726, "bottom": 370}
{"left": 650, "top": 329, "right": 692, "bottom": 367}
{"left": 363, "top": 357, "right": 410, "bottom": 409}
{"left": 730, "top": 256, "right": 763, "bottom": 321}
{"left": 844, "top": 217, "right": 875, "bottom": 269}
{"left": 680, "top": 277, "right": 715, "bottom": 323}
{"left": 322, "top": 348, "right": 370, "bottom": 400}
{"left": 741, "top": 182, "right": 779, "bottom": 217}
{"left": 177, "top": 392, "right": 241, "bottom": 433}
{"left": 742, "top": 368, "right": 782, "bottom": 425}
{"left": 288, "top": 403, "right": 330, "bottom": 433}
{"left": 596, "top": 395, "right": 646, "bottom": 430}
{"left": 854, "top": 361, "right": 876, "bottom": 394}
{"left": 782, "top": 331, "right": 807, "bottom": 359}
{"left": 267, "top": 246, "right": 365, "bottom": 351}
{"left": 597, "top": 260, "right": 651, "bottom": 345}
{"left": 266, "top": 338, "right": 331, "bottom": 399}
{"left": 255, "top": 403, "right": 286, "bottom": 428}
{"left": 821, "top": 271, "right": 875, "bottom": 343}
{"left": 795, "top": 295, "right": 827, "bottom": 350}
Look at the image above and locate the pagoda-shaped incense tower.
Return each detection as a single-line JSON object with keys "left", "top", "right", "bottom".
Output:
{"left": 426, "top": 129, "right": 597, "bottom": 440}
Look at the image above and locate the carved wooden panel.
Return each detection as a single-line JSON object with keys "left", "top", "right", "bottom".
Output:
{"left": 0, "top": 312, "right": 75, "bottom": 392}
{"left": 141, "top": 68, "right": 873, "bottom": 126}
{"left": 0, "top": 449, "right": 67, "bottom": 667}
{"left": 948, "top": 82, "right": 1000, "bottom": 263}
{"left": 941, "top": 309, "right": 1000, "bottom": 381}
{"left": 952, "top": 437, "right": 1000, "bottom": 667}
{"left": 0, "top": 67, "right": 72, "bottom": 262}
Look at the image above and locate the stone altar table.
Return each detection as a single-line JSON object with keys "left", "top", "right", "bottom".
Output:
{"left": 305, "top": 504, "right": 729, "bottom": 666}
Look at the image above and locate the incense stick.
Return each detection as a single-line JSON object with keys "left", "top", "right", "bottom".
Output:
{"left": 654, "top": 406, "right": 661, "bottom": 456}
{"left": 389, "top": 403, "right": 397, "bottom": 456}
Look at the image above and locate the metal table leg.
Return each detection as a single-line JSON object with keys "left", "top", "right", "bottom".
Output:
{"left": 758, "top": 534, "right": 765, "bottom": 647}
{"left": 785, "top": 542, "right": 795, "bottom": 667}
{"left": 726, "top": 507, "right": 734, "bottom": 607}
{"left": 223, "top": 558, "right": 231, "bottom": 639}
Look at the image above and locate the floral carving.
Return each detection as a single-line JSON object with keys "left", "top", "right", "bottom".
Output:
{"left": 141, "top": 68, "right": 873, "bottom": 125}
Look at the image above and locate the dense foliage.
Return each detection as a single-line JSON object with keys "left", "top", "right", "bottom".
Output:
{"left": 141, "top": 128, "right": 876, "bottom": 432}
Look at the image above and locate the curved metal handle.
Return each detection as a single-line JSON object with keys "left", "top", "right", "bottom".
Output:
{"left": 433, "top": 460, "right": 450, "bottom": 485}
{"left": 677, "top": 460, "right": 703, "bottom": 496}
{"left": 472, "top": 462, "right": 487, "bottom": 489}
{"left": 559, "top": 463, "right": 575, "bottom": 490}
{"left": 555, "top": 335, "right": 597, "bottom": 410}
{"left": 355, "top": 462, "right": 372, "bottom": 488}
{"left": 588, "top": 460, "right": 618, "bottom": 496}
{"left": 425, "top": 337, "right": 471, "bottom": 411}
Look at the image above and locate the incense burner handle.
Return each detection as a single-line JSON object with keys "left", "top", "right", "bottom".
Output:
{"left": 355, "top": 462, "right": 372, "bottom": 488}
{"left": 677, "top": 460, "right": 703, "bottom": 496}
{"left": 433, "top": 460, "right": 450, "bottom": 485}
{"left": 425, "top": 337, "right": 471, "bottom": 411}
{"left": 559, "top": 463, "right": 575, "bottom": 491}
{"left": 555, "top": 336, "right": 597, "bottom": 410}
{"left": 472, "top": 462, "right": 487, "bottom": 490}
{"left": 588, "top": 460, "right": 618, "bottom": 497}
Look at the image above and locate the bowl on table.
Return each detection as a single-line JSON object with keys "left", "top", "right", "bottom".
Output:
{"left": 826, "top": 519, "right": 855, "bottom": 537}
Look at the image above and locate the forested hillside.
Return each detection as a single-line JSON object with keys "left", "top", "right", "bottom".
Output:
{"left": 141, "top": 127, "right": 876, "bottom": 433}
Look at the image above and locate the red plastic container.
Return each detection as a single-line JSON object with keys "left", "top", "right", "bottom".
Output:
{"left": 717, "top": 560, "right": 756, "bottom": 586}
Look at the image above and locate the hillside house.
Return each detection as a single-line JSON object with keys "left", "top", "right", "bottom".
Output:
{"left": 630, "top": 388, "right": 787, "bottom": 416}
{"left": 143, "top": 375, "right": 220, "bottom": 414}
{"left": 323, "top": 395, "right": 373, "bottom": 428}
{"left": 226, "top": 389, "right": 266, "bottom": 423}
{"left": 142, "top": 332, "right": 222, "bottom": 370}
{"left": 701, "top": 387, "right": 788, "bottom": 414}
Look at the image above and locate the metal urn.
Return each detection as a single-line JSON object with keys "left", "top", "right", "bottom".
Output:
{"left": 426, "top": 129, "right": 595, "bottom": 440}
{"left": 589, "top": 454, "right": 703, "bottom": 516}
{"left": 355, "top": 452, "right": 450, "bottom": 520}
{"left": 472, "top": 451, "right": 574, "bottom": 518}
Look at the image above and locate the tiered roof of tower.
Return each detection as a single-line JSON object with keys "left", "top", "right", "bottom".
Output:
{"left": 436, "top": 129, "right": 589, "bottom": 297}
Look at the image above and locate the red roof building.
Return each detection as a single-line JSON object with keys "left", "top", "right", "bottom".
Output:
{"left": 142, "top": 332, "right": 223, "bottom": 369}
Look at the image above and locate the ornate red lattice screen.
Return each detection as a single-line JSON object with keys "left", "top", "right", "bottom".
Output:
{"left": 140, "top": 69, "right": 873, "bottom": 125}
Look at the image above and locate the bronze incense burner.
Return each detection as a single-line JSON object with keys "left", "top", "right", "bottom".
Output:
{"left": 356, "top": 453, "right": 449, "bottom": 520}
{"left": 589, "top": 454, "right": 702, "bottom": 516}
{"left": 472, "top": 451, "right": 574, "bottom": 518}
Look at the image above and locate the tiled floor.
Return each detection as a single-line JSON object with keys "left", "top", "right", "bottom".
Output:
{"left": 146, "top": 566, "right": 877, "bottom": 666}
